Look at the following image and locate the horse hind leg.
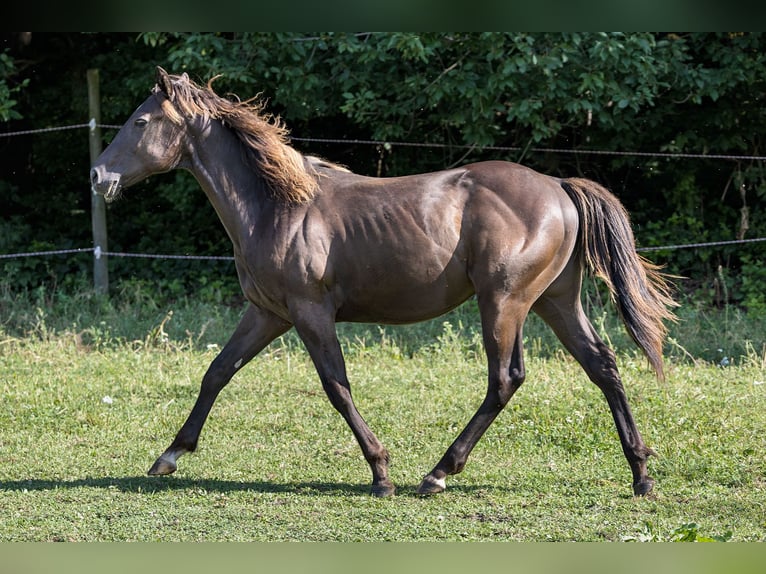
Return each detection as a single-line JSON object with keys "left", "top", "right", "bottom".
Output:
{"left": 418, "top": 297, "right": 527, "bottom": 495}
{"left": 532, "top": 290, "right": 656, "bottom": 496}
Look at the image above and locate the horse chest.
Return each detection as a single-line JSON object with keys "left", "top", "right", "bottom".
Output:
{"left": 233, "top": 248, "right": 291, "bottom": 318}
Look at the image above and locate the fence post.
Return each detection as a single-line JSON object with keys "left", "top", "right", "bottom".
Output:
{"left": 87, "top": 68, "right": 109, "bottom": 295}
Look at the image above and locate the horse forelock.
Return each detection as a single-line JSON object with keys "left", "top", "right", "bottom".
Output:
{"left": 157, "top": 72, "right": 318, "bottom": 204}
{"left": 150, "top": 87, "right": 184, "bottom": 126}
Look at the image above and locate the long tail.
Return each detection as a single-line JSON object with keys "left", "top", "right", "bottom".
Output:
{"left": 560, "top": 177, "right": 678, "bottom": 380}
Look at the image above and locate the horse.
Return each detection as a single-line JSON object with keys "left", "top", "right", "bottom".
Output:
{"left": 90, "top": 67, "right": 676, "bottom": 497}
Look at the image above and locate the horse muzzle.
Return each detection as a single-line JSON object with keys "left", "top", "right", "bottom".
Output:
{"left": 90, "top": 166, "right": 123, "bottom": 202}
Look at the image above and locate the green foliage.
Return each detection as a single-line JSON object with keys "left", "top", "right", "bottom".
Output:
{"left": 148, "top": 32, "right": 687, "bottom": 147}
{"left": 739, "top": 254, "right": 766, "bottom": 313}
{"left": 0, "top": 49, "right": 28, "bottom": 121}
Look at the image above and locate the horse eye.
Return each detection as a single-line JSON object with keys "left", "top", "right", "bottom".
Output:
{"left": 134, "top": 118, "right": 148, "bottom": 128}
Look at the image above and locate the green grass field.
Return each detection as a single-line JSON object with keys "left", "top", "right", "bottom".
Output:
{"left": 1, "top": 288, "right": 765, "bottom": 541}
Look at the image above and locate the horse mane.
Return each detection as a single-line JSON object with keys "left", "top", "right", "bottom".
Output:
{"left": 305, "top": 155, "right": 351, "bottom": 173}
{"left": 157, "top": 72, "right": 318, "bottom": 204}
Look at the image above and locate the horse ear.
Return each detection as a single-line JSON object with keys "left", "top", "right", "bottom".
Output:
{"left": 156, "top": 66, "right": 174, "bottom": 99}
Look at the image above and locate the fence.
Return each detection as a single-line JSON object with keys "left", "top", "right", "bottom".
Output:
{"left": 3, "top": 236, "right": 766, "bottom": 263}
{"left": 2, "top": 70, "right": 766, "bottom": 295}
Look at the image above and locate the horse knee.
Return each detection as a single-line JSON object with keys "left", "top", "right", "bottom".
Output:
{"left": 490, "top": 367, "right": 524, "bottom": 408}
{"left": 510, "top": 364, "right": 525, "bottom": 388}
{"left": 504, "top": 365, "right": 526, "bottom": 400}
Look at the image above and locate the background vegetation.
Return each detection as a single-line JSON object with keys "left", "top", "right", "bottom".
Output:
{"left": 1, "top": 32, "right": 765, "bottom": 311}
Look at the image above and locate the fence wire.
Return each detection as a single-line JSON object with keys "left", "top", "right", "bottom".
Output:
{"left": 291, "top": 136, "right": 766, "bottom": 162}
{"left": 2, "top": 237, "right": 765, "bottom": 262}
{"left": 3, "top": 121, "right": 766, "bottom": 162}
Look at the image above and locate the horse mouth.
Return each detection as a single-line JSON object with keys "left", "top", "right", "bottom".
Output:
{"left": 102, "top": 181, "right": 123, "bottom": 203}
{"left": 90, "top": 166, "right": 124, "bottom": 203}
{"left": 91, "top": 177, "right": 123, "bottom": 203}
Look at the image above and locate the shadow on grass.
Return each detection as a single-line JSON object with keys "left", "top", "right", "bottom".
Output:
{"left": 0, "top": 475, "right": 515, "bottom": 497}
{"left": 0, "top": 476, "right": 368, "bottom": 496}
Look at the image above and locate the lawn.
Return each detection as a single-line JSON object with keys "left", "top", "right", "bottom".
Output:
{"left": 1, "top": 291, "right": 765, "bottom": 542}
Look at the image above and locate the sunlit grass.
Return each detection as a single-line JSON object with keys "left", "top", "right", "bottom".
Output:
{"left": 1, "top": 288, "right": 764, "bottom": 541}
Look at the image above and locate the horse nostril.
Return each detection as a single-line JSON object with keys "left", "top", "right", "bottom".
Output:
{"left": 90, "top": 167, "right": 99, "bottom": 186}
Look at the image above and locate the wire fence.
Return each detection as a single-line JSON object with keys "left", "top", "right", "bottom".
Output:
{"left": 3, "top": 237, "right": 766, "bottom": 263}
{"left": 0, "top": 248, "right": 235, "bottom": 261}
{"left": 2, "top": 121, "right": 765, "bottom": 265}
{"left": 4, "top": 121, "right": 766, "bottom": 161}
{"left": 291, "top": 136, "right": 766, "bottom": 162}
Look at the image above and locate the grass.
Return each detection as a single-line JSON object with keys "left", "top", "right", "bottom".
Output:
{"left": 1, "top": 285, "right": 765, "bottom": 541}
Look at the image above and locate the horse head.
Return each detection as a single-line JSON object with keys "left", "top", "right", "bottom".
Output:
{"left": 90, "top": 66, "right": 187, "bottom": 202}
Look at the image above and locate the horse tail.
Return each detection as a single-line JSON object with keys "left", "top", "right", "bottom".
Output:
{"left": 560, "top": 177, "right": 678, "bottom": 380}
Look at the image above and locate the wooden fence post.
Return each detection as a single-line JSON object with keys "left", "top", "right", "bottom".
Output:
{"left": 87, "top": 68, "right": 109, "bottom": 295}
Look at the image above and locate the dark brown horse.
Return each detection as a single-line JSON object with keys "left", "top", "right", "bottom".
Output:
{"left": 91, "top": 67, "right": 676, "bottom": 497}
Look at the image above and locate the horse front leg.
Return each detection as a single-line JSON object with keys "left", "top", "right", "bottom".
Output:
{"left": 291, "top": 301, "right": 394, "bottom": 497}
{"left": 148, "top": 304, "right": 291, "bottom": 475}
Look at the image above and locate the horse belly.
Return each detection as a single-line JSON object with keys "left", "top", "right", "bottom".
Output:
{"left": 334, "top": 253, "right": 474, "bottom": 324}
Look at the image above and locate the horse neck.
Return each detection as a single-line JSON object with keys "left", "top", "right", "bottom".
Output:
{"left": 184, "top": 119, "right": 272, "bottom": 249}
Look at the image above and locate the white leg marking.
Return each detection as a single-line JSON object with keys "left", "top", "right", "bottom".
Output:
{"left": 164, "top": 450, "right": 180, "bottom": 465}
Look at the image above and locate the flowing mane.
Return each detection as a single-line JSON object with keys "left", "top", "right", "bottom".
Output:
{"left": 156, "top": 72, "right": 318, "bottom": 203}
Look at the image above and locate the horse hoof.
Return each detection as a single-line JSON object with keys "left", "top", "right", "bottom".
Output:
{"left": 417, "top": 475, "right": 446, "bottom": 495}
{"left": 633, "top": 477, "right": 655, "bottom": 496}
{"left": 371, "top": 482, "right": 396, "bottom": 498}
{"left": 147, "top": 456, "right": 177, "bottom": 476}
